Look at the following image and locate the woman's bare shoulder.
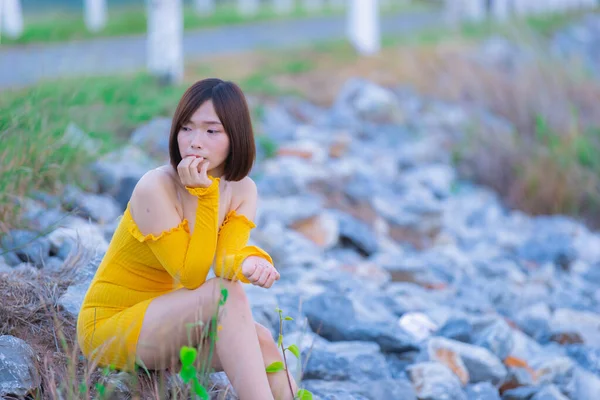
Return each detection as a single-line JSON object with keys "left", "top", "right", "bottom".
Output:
{"left": 129, "top": 166, "right": 183, "bottom": 235}
{"left": 229, "top": 176, "right": 258, "bottom": 220}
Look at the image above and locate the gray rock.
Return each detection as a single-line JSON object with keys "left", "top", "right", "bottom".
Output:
{"left": 303, "top": 292, "right": 418, "bottom": 353}
{"left": 58, "top": 255, "right": 103, "bottom": 317}
{"left": 515, "top": 303, "right": 552, "bottom": 342}
{"left": 399, "top": 164, "right": 456, "bottom": 200}
{"left": 428, "top": 337, "right": 507, "bottom": 385}
{"left": 257, "top": 194, "right": 323, "bottom": 227}
{"left": 406, "top": 361, "right": 467, "bottom": 400}
{"left": 502, "top": 386, "right": 539, "bottom": 400}
{"left": 531, "top": 356, "right": 575, "bottom": 389}
{"left": 565, "top": 345, "right": 600, "bottom": 376}
{"left": 303, "top": 341, "right": 390, "bottom": 382}
{"left": 90, "top": 145, "right": 158, "bottom": 207}
{"left": 129, "top": 117, "right": 171, "bottom": 159}
{"left": 331, "top": 210, "right": 378, "bottom": 256}
{"left": 256, "top": 172, "right": 304, "bottom": 197}
{"left": 63, "top": 185, "right": 121, "bottom": 224}
{"left": 531, "top": 385, "right": 568, "bottom": 400}
{"left": 436, "top": 318, "right": 473, "bottom": 343}
{"left": 474, "top": 36, "right": 529, "bottom": 73}
{"left": 550, "top": 308, "right": 600, "bottom": 347}
{"left": 60, "top": 122, "right": 100, "bottom": 156}
{"left": 261, "top": 103, "right": 298, "bottom": 142}
{"left": 302, "top": 380, "right": 369, "bottom": 400}
{"left": 563, "top": 367, "right": 600, "bottom": 400}
{"left": 0, "top": 335, "right": 41, "bottom": 397}
{"left": 474, "top": 319, "right": 514, "bottom": 361}
{"left": 466, "top": 382, "right": 501, "bottom": 400}
{"left": 330, "top": 78, "right": 405, "bottom": 128}
{"left": 1, "top": 229, "right": 51, "bottom": 267}
{"left": 251, "top": 221, "right": 322, "bottom": 268}
{"left": 42, "top": 256, "right": 65, "bottom": 273}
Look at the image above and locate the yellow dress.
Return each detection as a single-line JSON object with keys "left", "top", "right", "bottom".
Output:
{"left": 76, "top": 177, "right": 273, "bottom": 372}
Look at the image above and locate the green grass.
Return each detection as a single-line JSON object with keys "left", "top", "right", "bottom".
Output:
{"left": 0, "top": 74, "right": 189, "bottom": 230}
{"left": 1, "top": 0, "right": 433, "bottom": 46}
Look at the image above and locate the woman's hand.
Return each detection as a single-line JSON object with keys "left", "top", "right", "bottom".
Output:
{"left": 177, "top": 156, "right": 212, "bottom": 188}
{"left": 241, "top": 256, "right": 280, "bottom": 288}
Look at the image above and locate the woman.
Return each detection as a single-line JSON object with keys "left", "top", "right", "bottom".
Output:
{"left": 77, "top": 78, "right": 297, "bottom": 400}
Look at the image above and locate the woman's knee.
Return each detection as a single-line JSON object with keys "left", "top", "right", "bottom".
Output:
{"left": 255, "top": 322, "right": 276, "bottom": 347}
{"left": 199, "top": 277, "right": 249, "bottom": 308}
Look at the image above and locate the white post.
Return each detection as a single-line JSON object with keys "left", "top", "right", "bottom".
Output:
{"left": 490, "top": 0, "right": 510, "bottom": 20}
{"left": 2, "top": 0, "right": 23, "bottom": 39}
{"left": 147, "top": 0, "right": 184, "bottom": 84}
{"left": 239, "top": 0, "right": 260, "bottom": 16}
{"left": 305, "top": 0, "right": 324, "bottom": 13}
{"left": 194, "top": 0, "right": 215, "bottom": 15}
{"left": 464, "top": 0, "right": 486, "bottom": 22}
{"left": 84, "top": 0, "right": 107, "bottom": 33}
{"left": 348, "top": 0, "right": 380, "bottom": 55}
{"left": 273, "top": 0, "right": 295, "bottom": 14}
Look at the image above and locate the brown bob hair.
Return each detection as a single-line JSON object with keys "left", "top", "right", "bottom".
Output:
{"left": 169, "top": 78, "right": 256, "bottom": 181}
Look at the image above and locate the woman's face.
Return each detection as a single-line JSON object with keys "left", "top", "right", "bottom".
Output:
{"left": 177, "top": 100, "right": 231, "bottom": 178}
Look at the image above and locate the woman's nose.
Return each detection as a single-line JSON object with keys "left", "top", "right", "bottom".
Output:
{"left": 190, "top": 131, "right": 204, "bottom": 148}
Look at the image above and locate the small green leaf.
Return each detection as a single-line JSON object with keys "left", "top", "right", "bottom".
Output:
{"left": 297, "top": 389, "right": 314, "bottom": 400}
{"left": 180, "top": 346, "right": 197, "bottom": 366}
{"left": 95, "top": 382, "right": 106, "bottom": 397}
{"left": 180, "top": 365, "right": 196, "bottom": 383}
{"left": 265, "top": 361, "right": 285, "bottom": 373}
{"left": 284, "top": 316, "right": 294, "bottom": 321}
{"left": 275, "top": 307, "right": 283, "bottom": 314}
{"left": 219, "top": 288, "right": 228, "bottom": 306}
{"left": 193, "top": 379, "right": 209, "bottom": 399}
{"left": 278, "top": 334, "right": 283, "bottom": 347}
{"left": 287, "top": 344, "right": 300, "bottom": 359}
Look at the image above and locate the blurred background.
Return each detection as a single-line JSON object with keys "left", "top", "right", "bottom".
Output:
{"left": 2, "top": 1, "right": 600, "bottom": 399}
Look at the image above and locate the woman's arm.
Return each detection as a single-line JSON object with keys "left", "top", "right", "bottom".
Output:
{"left": 130, "top": 169, "right": 219, "bottom": 289}
{"left": 213, "top": 177, "right": 279, "bottom": 287}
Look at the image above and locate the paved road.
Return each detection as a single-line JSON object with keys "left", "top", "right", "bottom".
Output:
{"left": 0, "top": 10, "right": 442, "bottom": 89}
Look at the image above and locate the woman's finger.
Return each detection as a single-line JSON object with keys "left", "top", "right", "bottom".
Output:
{"left": 177, "top": 157, "right": 194, "bottom": 184}
{"left": 188, "top": 157, "right": 203, "bottom": 184}
{"left": 263, "top": 270, "right": 277, "bottom": 288}
{"left": 256, "top": 267, "right": 271, "bottom": 287}
{"left": 248, "top": 262, "right": 264, "bottom": 283}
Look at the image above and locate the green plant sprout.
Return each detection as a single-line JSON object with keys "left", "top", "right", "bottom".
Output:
{"left": 178, "top": 285, "right": 229, "bottom": 399}
{"left": 265, "top": 307, "right": 313, "bottom": 400}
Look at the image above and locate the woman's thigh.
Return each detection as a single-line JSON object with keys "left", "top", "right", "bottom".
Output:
{"left": 136, "top": 278, "right": 233, "bottom": 370}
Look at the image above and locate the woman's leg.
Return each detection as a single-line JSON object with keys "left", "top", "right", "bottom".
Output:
{"left": 136, "top": 278, "right": 274, "bottom": 400}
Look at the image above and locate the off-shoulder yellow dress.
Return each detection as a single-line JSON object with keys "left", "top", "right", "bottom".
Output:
{"left": 76, "top": 177, "right": 273, "bottom": 371}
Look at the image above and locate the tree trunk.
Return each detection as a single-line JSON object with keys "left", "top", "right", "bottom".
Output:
{"left": 348, "top": 0, "right": 380, "bottom": 55}
{"left": 84, "top": 0, "right": 107, "bottom": 33}
{"left": 2, "top": 0, "right": 23, "bottom": 39}
{"left": 146, "top": 0, "right": 184, "bottom": 85}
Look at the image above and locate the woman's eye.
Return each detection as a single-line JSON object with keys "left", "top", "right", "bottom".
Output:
{"left": 208, "top": 130, "right": 220, "bottom": 134}
{"left": 182, "top": 126, "right": 191, "bottom": 132}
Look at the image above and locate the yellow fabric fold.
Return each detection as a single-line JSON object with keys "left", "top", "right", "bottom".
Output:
{"left": 214, "top": 210, "right": 274, "bottom": 284}
{"left": 139, "top": 177, "right": 220, "bottom": 289}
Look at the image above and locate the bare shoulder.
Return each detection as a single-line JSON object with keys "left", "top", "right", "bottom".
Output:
{"left": 229, "top": 176, "right": 258, "bottom": 220}
{"left": 130, "top": 167, "right": 182, "bottom": 235}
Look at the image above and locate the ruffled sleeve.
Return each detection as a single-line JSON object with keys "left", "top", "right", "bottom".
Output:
{"left": 214, "top": 210, "right": 275, "bottom": 284}
{"left": 130, "top": 178, "right": 220, "bottom": 290}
